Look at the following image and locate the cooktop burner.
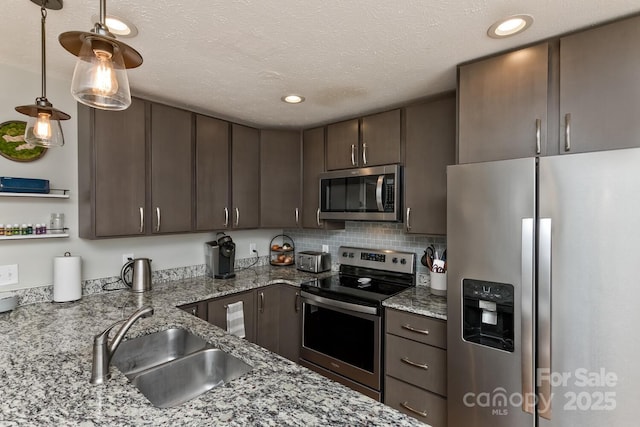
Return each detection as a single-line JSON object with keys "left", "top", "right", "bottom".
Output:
{"left": 300, "top": 246, "right": 416, "bottom": 307}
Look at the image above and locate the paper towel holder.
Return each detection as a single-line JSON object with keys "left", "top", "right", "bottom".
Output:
{"left": 53, "top": 251, "right": 82, "bottom": 303}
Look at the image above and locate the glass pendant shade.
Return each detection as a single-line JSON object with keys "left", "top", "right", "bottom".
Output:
{"left": 24, "top": 111, "right": 65, "bottom": 147}
{"left": 71, "top": 37, "right": 131, "bottom": 110}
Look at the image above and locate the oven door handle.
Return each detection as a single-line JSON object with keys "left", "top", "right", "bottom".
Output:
{"left": 301, "top": 292, "right": 379, "bottom": 316}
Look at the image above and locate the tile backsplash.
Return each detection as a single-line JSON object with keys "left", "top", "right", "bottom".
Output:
{"left": 284, "top": 221, "right": 445, "bottom": 276}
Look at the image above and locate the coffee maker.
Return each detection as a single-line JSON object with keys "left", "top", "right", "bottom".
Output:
{"left": 205, "top": 233, "right": 236, "bottom": 279}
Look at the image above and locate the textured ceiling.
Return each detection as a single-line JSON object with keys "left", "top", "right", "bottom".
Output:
{"left": 2, "top": 0, "right": 639, "bottom": 128}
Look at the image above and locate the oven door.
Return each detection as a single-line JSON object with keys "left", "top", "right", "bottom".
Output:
{"left": 300, "top": 292, "right": 381, "bottom": 391}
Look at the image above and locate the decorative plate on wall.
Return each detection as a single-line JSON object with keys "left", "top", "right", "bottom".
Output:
{"left": 0, "top": 120, "right": 47, "bottom": 162}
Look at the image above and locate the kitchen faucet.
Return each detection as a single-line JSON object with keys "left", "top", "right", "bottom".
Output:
{"left": 90, "top": 305, "right": 154, "bottom": 385}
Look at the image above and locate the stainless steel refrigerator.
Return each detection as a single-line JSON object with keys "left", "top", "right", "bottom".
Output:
{"left": 447, "top": 148, "right": 640, "bottom": 427}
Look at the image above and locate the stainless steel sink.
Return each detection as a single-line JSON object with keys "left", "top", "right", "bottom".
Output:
{"left": 111, "top": 328, "right": 253, "bottom": 407}
{"left": 112, "top": 327, "right": 211, "bottom": 378}
{"left": 131, "top": 348, "right": 253, "bottom": 408}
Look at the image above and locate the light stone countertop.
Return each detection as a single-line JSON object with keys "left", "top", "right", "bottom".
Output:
{"left": 0, "top": 266, "right": 430, "bottom": 426}
{"left": 383, "top": 286, "right": 448, "bottom": 320}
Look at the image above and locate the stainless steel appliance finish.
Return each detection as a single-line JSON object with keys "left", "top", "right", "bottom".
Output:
{"left": 318, "top": 164, "right": 401, "bottom": 221}
{"left": 300, "top": 246, "right": 416, "bottom": 401}
{"left": 447, "top": 148, "right": 640, "bottom": 427}
{"left": 296, "top": 251, "right": 331, "bottom": 273}
{"left": 120, "top": 258, "right": 152, "bottom": 293}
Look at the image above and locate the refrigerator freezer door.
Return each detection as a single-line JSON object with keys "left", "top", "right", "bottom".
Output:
{"left": 538, "top": 148, "right": 640, "bottom": 427}
{"left": 447, "top": 158, "right": 536, "bottom": 427}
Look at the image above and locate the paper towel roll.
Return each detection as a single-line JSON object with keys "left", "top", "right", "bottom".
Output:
{"left": 53, "top": 252, "right": 82, "bottom": 302}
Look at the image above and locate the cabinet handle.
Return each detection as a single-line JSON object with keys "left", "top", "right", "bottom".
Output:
{"left": 295, "top": 292, "right": 300, "bottom": 313}
{"left": 139, "top": 207, "right": 144, "bottom": 233}
{"left": 564, "top": 113, "right": 571, "bottom": 152}
{"left": 406, "top": 207, "right": 411, "bottom": 231}
{"left": 224, "top": 207, "right": 229, "bottom": 228}
{"left": 401, "top": 357, "right": 429, "bottom": 370}
{"left": 259, "top": 292, "right": 265, "bottom": 313}
{"left": 295, "top": 208, "right": 299, "bottom": 226}
{"left": 535, "top": 118, "right": 541, "bottom": 155}
{"left": 401, "top": 324, "right": 430, "bottom": 335}
{"left": 400, "top": 402, "right": 428, "bottom": 418}
{"left": 350, "top": 144, "right": 356, "bottom": 166}
{"left": 316, "top": 208, "right": 322, "bottom": 228}
{"left": 155, "top": 207, "right": 161, "bottom": 232}
{"left": 362, "top": 142, "right": 368, "bottom": 165}
{"left": 235, "top": 207, "right": 240, "bottom": 227}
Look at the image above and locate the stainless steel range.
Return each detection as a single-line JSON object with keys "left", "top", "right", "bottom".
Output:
{"left": 299, "top": 246, "right": 416, "bottom": 401}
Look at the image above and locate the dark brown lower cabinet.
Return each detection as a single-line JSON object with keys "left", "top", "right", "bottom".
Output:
{"left": 384, "top": 308, "right": 447, "bottom": 427}
{"left": 206, "top": 290, "right": 257, "bottom": 343}
{"left": 183, "top": 285, "right": 301, "bottom": 362}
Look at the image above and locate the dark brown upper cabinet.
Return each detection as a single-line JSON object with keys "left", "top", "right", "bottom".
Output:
{"left": 458, "top": 43, "right": 550, "bottom": 164}
{"left": 231, "top": 124, "right": 260, "bottom": 229}
{"left": 260, "top": 129, "right": 301, "bottom": 228}
{"left": 78, "top": 98, "right": 147, "bottom": 238}
{"left": 195, "top": 115, "right": 230, "bottom": 231}
{"left": 326, "top": 109, "right": 401, "bottom": 170}
{"left": 559, "top": 14, "right": 640, "bottom": 154}
{"left": 404, "top": 95, "right": 456, "bottom": 235}
{"left": 302, "top": 127, "right": 344, "bottom": 230}
{"left": 149, "top": 103, "right": 193, "bottom": 234}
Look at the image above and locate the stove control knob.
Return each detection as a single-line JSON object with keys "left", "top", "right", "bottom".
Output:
{"left": 349, "top": 253, "right": 354, "bottom": 258}
{"left": 342, "top": 252, "right": 348, "bottom": 257}
{"left": 392, "top": 257, "right": 398, "bottom": 264}
{"left": 400, "top": 258, "right": 407, "bottom": 265}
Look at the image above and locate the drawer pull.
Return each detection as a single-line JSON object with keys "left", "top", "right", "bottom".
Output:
{"left": 401, "top": 357, "right": 429, "bottom": 370}
{"left": 400, "top": 401, "right": 428, "bottom": 418}
{"left": 401, "top": 324, "right": 430, "bottom": 335}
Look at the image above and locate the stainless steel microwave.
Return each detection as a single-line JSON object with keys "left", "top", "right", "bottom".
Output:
{"left": 318, "top": 164, "right": 401, "bottom": 221}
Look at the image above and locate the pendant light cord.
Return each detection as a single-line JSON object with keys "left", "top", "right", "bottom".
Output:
{"left": 40, "top": 1, "right": 47, "bottom": 99}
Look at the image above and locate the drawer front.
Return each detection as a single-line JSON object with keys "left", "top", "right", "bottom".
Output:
{"left": 385, "top": 376, "right": 447, "bottom": 427}
{"left": 385, "top": 308, "right": 446, "bottom": 348}
{"left": 385, "top": 334, "right": 446, "bottom": 395}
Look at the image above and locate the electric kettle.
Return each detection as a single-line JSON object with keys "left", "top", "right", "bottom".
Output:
{"left": 120, "top": 258, "right": 152, "bottom": 292}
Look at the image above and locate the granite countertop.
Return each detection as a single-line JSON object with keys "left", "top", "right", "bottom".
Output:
{"left": 383, "top": 285, "right": 447, "bottom": 320}
{"left": 0, "top": 266, "right": 430, "bottom": 426}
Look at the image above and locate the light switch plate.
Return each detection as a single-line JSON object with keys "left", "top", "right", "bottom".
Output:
{"left": 322, "top": 244, "right": 329, "bottom": 253}
{"left": 0, "top": 264, "right": 19, "bottom": 287}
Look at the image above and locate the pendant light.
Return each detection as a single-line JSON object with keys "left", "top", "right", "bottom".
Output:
{"left": 58, "top": 0, "right": 142, "bottom": 111}
{"left": 15, "top": 0, "right": 70, "bottom": 148}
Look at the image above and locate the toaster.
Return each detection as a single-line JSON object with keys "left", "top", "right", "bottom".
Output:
{"left": 296, "top": 251, "right": 331, "bottom": 273}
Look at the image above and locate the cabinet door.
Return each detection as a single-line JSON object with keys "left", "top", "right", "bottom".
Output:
{"left": 231, "top": 124, "right": 260, "bottom": 229}
{"left": 256, "top": 286, "right": 280, "bottom": 354}
{"left": 361, "top": 109, "right": 401, "bottom": 167}
{"left": 177, "top": 301, "right": 208, "bottom": 320}
{"left": 260, "top": 130, "right": 301, "bottom": 228}
{"left": 560, "top": 15, "right": 640, "bottom": 154}
{"left": 207, "top": 290, "right": 256, "bottom": 342}
{"left": 302, "top": 128, "right": 344, "bottom": 230}
{"left": 195, "top": 115, "right": 230, "bottom": 231}
{"left": 278, "top": 285, "right": 302, "bottom": 362}
{"left": 326, "top": 118, "right": 359, "bottom": 170}
{"left": 458, "top": 43, "right": 549, "bottom": 163}
{"left": 404, "top": 96, "right": 455, "bottom": 235}
{"left": 79, "top": 98, "right": 146, "bottom": 238}
{"left": 150, "top": 103, "right": 193, "bottom": 233}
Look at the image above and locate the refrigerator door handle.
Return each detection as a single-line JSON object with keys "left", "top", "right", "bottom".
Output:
{"left": 538, "top": 218, "right": 553, "bottom": 420}
{"left": 521, "top": 218, "right": 535, "bottom": 415}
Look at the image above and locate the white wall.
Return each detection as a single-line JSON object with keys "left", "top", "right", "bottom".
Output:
{"left": 0, "top": 64, "right": 276, "bottom": 291}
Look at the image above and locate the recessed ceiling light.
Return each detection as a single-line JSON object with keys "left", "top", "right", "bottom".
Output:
{"left": 488, "top": 14, "right": 533, "bottom": 38}
{"left": 90, "top": 14, "right": 138, "bottom": 38}
{"left": 282, "top": 95, "right": 305, "bottom": 104}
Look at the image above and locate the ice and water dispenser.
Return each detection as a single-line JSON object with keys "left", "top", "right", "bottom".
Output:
{"left": 462, "top": 279, "right": 514, "bottom": 352}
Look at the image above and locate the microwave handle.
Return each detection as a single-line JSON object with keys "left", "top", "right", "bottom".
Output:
{"left": 376, "top": 175, "right": 384, "bottom": 211}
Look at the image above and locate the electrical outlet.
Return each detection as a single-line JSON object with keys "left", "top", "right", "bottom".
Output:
{"left": 249, "top": 243, "right": 256, "bottom": 255}
{"left": 0, "top": 264, "right": 19, "bottom": 287}
{"left": 418, "top": 273, "right": 429, "bottom": 286}
{"left": 122, "top": 253, "right": 134, "bottom": 265}
{"left": 322, "top": 244, "right": 329, "bottom": 253}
